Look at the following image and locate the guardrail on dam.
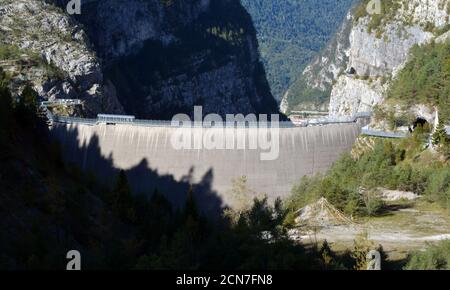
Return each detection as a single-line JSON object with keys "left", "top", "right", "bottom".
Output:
{"left": 49, "top": 119, "right": 366, "bottom": 212}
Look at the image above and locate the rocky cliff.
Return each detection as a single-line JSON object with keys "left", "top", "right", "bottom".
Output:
{"left": 282, "top": 0, "right": 450, "bottom": 117}
{"left": 0, "top": 0, "right": 278, "bottom": 119}
{"left": 0, "top": 0, "right": 124, "bottom": 115}
{"left": 329, "top": 0, "right": 449, "bottom": 117}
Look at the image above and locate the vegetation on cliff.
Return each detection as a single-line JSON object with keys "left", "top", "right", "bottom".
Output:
{"left": 355, "top": 0, "right": 450, "bottom": 38}
{"left": 0, "top": 44, "right": 65, "bottom": 82}
{"left": 286, "top": 133, "right": 449, "bottom": 222}
{"left": 354, "top": 0, "right": 402, "bottom": 36}
{"left": 405, "top": 239, "right": 450, "bottom": 270}
{"left": 389, "top": 40, "right": 450, "bottom": 123}
{"left": 240, "top": 0, "right": 353, "bottom": 100}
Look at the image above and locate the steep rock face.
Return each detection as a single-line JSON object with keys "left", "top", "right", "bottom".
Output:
{"left": 348, "top": 20, "right": 433, "bottom": 78}
{"left": 330, "top": 19, "right": 433, "bottom": 116}
{"left": 301, "top": 13, "right": 352, "bottom": 94}
{"left": 348, "top": 0, "right": 450, "bottom": 78}
{"left": 71, "top": 0, "right": 278, "bottom": 119}
{"left": 329, "top": 76, "right": 386, "bottom": 116}
{"left": 73, "top": 0, "right": 211, "bottom": 60}
{"left": 285, "top": 0, "right": 450, "bottom": 116}
{"left": 2, "top": 0, "right": 278, "bottom": 119}
{"left": 330, "top": 0, "right": 450, "bottom": 116}
{"left": 0, "top": 0, "right": 124, "bottom": 115}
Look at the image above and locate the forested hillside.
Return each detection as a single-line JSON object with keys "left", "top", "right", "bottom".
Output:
{"left": 241, "top": 0, "right": 354, "bottom": 100}
{"left": 287, "top": 136, "right": 449, "bottom": 219}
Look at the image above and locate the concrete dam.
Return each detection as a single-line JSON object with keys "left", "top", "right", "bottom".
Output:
{"left": 50, "top": 119, "right": 363, "bottom": 213}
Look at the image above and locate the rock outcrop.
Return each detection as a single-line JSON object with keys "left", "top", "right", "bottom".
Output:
{"left": 328, "top": 76, "right": 386, "bottom": 116}
{"left": 66, "top": 0, "right": 278, "bottom": 119}
{"left": 1, "top": 0, "right": 279, "bottom": 119}
{"left": 283, "top": 0, "right": 450, "bottom": 117}
{"left": 0, "top": 0, "right": 124, "bottom": 115}
{"left": 330, "top": 0, "right": 450, "bottom": 117}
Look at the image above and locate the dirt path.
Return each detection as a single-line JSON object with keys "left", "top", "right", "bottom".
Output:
{"left": 293, "top": 201, "right": 450, "bottom": 259}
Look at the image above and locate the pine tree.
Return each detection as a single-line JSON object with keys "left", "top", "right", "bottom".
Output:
{"left": 110, "top": 170, "right": 135, "bottom": 222}
{"left": 15, "top": 83, "right": 39, "bottom": 126}
{"left": 183, "top": 186, "right": 199, "bottom": 221}
{"left": 432, "top": 118, "right": 447, "bottom": 147}
{"left": 319, "top": 240, "right": 336, "bottom": 269}
{"left": 0, "top": 69, "right": 13, "bottom": 156}
{"left": 0, "top": 68, "right": 13, "bottom": 129}
{"left": 351, "top": 231, "right": 375, "bottom": 270}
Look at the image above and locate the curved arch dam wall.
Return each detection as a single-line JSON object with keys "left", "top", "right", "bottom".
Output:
{"left": 50, "top": 123, "right": 361, "bottom": 212}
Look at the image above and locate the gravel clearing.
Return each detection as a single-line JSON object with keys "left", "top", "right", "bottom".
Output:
{"left": 291, "top": 200, "right": 450, "bottom": 257}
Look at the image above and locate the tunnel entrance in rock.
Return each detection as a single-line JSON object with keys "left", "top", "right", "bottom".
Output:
{"left": 411, "top": 117, "right": 430, "bottom": 133}
{"left": 346, "top": 67, "right": 356, "bottom": 75}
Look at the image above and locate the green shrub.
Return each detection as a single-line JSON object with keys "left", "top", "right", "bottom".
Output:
{"left": 405, "top": 240, "right": 450, "bottom": 270}
{"left": 288, "top": 138, "right": 449, "bottom": 218}
{"left": 424, "top": 167, "right": 450, "bottom": 204}
{"left": 354, "top": 0, "right": 402, "bottom": 36}
{"left": 362, "top": 191, "right": 385, "bottom": 216}
{"left": 0, "top": 44, "right": 23, "bottom": 60}
{"left": 389, "top": 41, "right": 450, "bottom": 123}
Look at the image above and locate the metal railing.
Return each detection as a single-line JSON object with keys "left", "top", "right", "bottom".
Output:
{"left": 39, "top": 104, "right": 448, "bottom": 139}
{"left": 290, "top": 110, "right": 329, "bottom": 116}
{"left": 41, "top": 104, "right": 373, "bottom": 128}
{"left": 52, "top": 115, "right": 97, "bottom": 125}
{"left": 40, "top": 99, "right": 82, "bottom": 107}
{"left": 361, "top": 125, "right": 409, "bottom": 138}
{"left": 297, "top": 111, "right": 372, "bottom": 126}
{"left": 360, "top": 123, "right": 450, "bottom": 139}
{"left": 361, "top": 129, "right": 408, "bottom": 139}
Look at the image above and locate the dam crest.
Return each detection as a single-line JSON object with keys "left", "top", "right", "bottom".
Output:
{"left": 49, "top": 121, "right": 368, "bottom": 212}
{"left": 42, "top": 102, "right": 371, "bottom": 213}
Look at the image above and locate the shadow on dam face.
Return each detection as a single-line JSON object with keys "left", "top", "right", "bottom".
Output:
{"left": 50, "top": 123, "right": 362, "bottom": 216}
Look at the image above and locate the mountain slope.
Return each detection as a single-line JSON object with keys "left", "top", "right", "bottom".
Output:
{"left": 241, "top": 0, "right": 354, "bottom": 102}
{"left": 329, "top": 0, "right": 450, "bottom": 117}
{"left": 0, "top": 0, "right": 124, "bottom": 116}
{"left": 283, "top": 0, "right": 450, "bottom": 115}
{"left": 67, "top": 0, "right": 280, "bottom": 119}
{"left": 281, "top": 10, "right": 354, "bottom": 113}
{"left": 1, "top": 0, "right": 279, "bottom": 119}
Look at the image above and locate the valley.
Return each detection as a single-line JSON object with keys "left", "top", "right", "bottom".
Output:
{"left": 241, "top": 0, "right": 354, "bottom": 101}
{"left": 0, "top": 0, "right": 449, "bottom": 271}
